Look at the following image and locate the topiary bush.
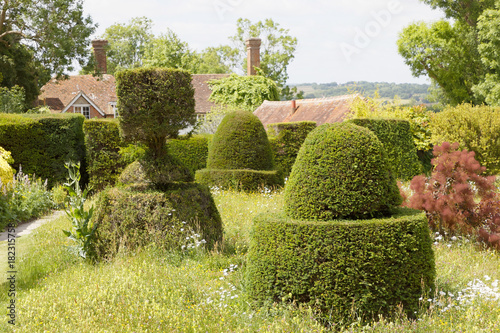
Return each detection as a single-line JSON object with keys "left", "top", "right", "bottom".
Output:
{"left": 246, "top": 209, "right": 435, "bottom": 324}
{"left": 116, "top": 67, "right": 196, "bottom": 186}
{"left": 93, "top": 184, "right": 223, "bottom": 260}
{"left": 83, "top": 119, "right": 126, "bottom": 192}
{"left": 248, "top": 121, "right": 434, "bottom": 326}
{"left": 196, "top": 110, "right": 283, "bottom": 190}
{"left": 167, "top": 135, "right": 210, "bottom": 176}
{"left": 267, "top": 121, "right": 317, "bottom": 178}
{"left": 284, "top": 122, "right": 402, "bottom": 220}
{"left": 348, "top": 118, "right": 422, "bottom": 180}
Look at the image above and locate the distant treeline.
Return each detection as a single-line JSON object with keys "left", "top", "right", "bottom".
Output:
{"left": 293, "top": 81, "right": 430, "bottom": 103}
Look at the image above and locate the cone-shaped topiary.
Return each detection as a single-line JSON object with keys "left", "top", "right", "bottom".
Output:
{"left": 196, "top": 110, "right": 283, "bottom": 190}
{"left": 206, "top": 110, "right": 274, "bottom": 171}
{"left": 284, "top": 122, "right": 402, "bottom": 220}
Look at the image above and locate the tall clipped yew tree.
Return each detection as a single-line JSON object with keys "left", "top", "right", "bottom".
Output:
{"left": 116, "top": 67, "right": 196, "bottom": 185}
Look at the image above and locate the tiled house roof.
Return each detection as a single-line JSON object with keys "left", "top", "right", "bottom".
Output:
{"left": 38, "top": 74, "right": 117, "bottom": 116}
{"left": 38, "top": 73, "right": 229, "bottom": 117}
{"left": 253, "top": 94, "right": 361, "bottom": 128}
{"left": 191, "top": 74, "right": 230, "bottom": 114}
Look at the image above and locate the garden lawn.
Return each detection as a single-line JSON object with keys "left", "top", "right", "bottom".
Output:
{"left": 0, "top": 189, "right": 498, "bottom": 332}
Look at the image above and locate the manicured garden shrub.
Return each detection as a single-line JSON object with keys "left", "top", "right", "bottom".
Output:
{"left": 409, "top": 142, "right": 500, "bottom": 249}
{"left": 349, "top": 118, "right": 422, "bottom": 180}
{"left": 284, "top": 122, "right": 402, "bottom": 220}
{"left": 267, "top": 121, "right": 316, "bottom": 178}
{"left": 430, "top": 103, "right": 500, "bottom": 175}
{"left": 116, "top": 67, "right": 196, "bottom": 185}
{"left": 196, "top": 110, "right": 283, "bottom": 190}
{"left": 167, "top": 135, "right": 210, "bottom": 176}
{"left": 0, "top": 113, "right": 86, "bottom": 188}
{"left": 93, "top": 184, "right": 223, "bottom": 260}
{"left": 83, "top": 119, "right": 126, "bottom": 192}
{"left": 117, "top": 161, "right": 149, "bottom": 189}
{"left": 246, "top": 209, "right": 435, "bottom": 324}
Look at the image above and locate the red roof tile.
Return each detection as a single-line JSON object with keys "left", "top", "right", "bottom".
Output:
{"left": 253, "top": 94, "right": 361, "bottom": 128}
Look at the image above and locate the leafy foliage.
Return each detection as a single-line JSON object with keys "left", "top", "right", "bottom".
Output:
{"left": 229, "top": 18, "right": 300, "bottom": 99}
{"left": 408, "top": 142, "right": 499, "bottom": 247}
{"left": 430, "top": 103, "right": 500, "bottom": 175}
{"left": 62, "top": 162, "right": 97, "bottom": 262}
{"left": 0, "top": 113, "right": 86, "bottom": 188}
{"left": 246, "top": 209, "right": 435, "bottom": 325}
{"left": 206, "top": 110, "right": 274, "bottom": 171}
{"left": 348, "top": 118, "right": 422, "bottom": 180}
{"left": 92, "top": 184, "right": 223, "bottom": 260}
{"left": 83, "top": 119, "right": 126, "bottom": 193}
{"left": 0, "top": 146, "right": 14, "bottom": 185}
{"left": 208, "top": 74, "right": 279, "bottom": 111}
{"left": 99, "top": 17, "right": 153, "bottom": 74}
{"left": 167, "top": 135, "right": 210, "bottom": 176}
{"left": 195, "top": 169, "right": 283, "bottom": 192}
{"left": 267, "top": 121, "right": 317, "bottom": 178}
{"left": 0, "top": 0, "right": 95, "bottom": 101}
{"left": 284, "top": 122, "right": 402, "bottom": 220}
{"left": 0, "top": 85, "right": 25, "bottom": 113}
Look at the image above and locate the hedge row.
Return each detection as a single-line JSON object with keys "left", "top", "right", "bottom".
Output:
{"left": 267, "top": 121, "right": 317, "bottom": 178}
{"left": 0, "top": 113, "right": 86, "bottom": 187}
{"left": 93, "top": 184, "right": 223, "bottom": 260}
{"left": 168, "top": 136, "right": 210, "bottom": 176}
{"left": 348, "top": 118, "right": 422, "bottom": 181}
{"left": 246, "top": 208, "right": 436, "bottom": 324}
{"left": 83, "top": 119, "right": 126, "bottom": 192}
{"left": 195, "top": 168, "right": 283, "bottom": 191}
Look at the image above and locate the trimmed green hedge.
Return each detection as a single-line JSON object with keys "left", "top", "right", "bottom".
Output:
{"left": 93, "top": 184, "right": 223, "bottom": 260}
{"left": 0, "top": 113, "right": 85, "bottom": 187}
{"left": 195, "top": 168, "right": 283, "bottom": 191}
{"left": 267, "top": 121, "right": 317, "bottom": 178}
{"left": 84, "top": 119, "right": 126, "bottom": 192}
{"left": 246, "top": 208, "right": 435, "bottom": 324}
{"left": 168, "top": 135, "right": 210, "bottom": 176}
{"left": 284, "top": 122, "right": 401, "bottom": 220}
{"left": 207, "top": 111, "right": 274, "bottom": 171}
{"left": 348, "top": 118, "right": 422, "bottom": 180}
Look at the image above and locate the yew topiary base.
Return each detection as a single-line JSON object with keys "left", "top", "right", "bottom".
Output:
{"left": 195, "top": 168, "right": 283, "bottom": 191}
{"left": 246, "top": 208, "right": 435, "bottom": 324}
{"left": 92, "top": 184, "right": 222, "bottom": 260}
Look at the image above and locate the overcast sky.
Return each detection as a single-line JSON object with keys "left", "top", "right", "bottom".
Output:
{"left": 82, "top": 0, "right": 444, "bottom": 85}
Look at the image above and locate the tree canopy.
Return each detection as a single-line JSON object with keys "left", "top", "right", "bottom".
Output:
{"left": 0, "top": 0, "right": 95, "bottom": 106}
{"left": 397, "top": 0, "right": 500, "bottom": 105}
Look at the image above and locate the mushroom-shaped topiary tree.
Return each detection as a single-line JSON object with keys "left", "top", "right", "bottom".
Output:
{"left": 91, "top": 68, "right": 223, "bottom": 260}
{"left": 284, "top": 121, "right": 402, "bottom": 220}
{"left": 116, "top": 67, "right": 195, "bottom": 186}
{"left": 246, "top": 122, "right": 435, "bottom": 325}
{"left": 195, "top": 110, "right": 283, "bottom": 191}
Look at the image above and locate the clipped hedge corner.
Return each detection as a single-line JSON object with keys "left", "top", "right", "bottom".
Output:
{"left": 348, "top": 118, "right": 422, "bottom": 180}
{"left": 93, "top": 184, "right": 222, "bottom": 260}
{"left": 267, "top": 121, "right": 317, "bottom": 178}
{"left": 246, "top": 209, "right": 436, "bottom": 323}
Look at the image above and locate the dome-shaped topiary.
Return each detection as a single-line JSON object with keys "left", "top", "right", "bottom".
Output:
{"left": 207, "top": 110, "right": 274, "bottom": 171}
{"left": 284, "top": 122, "right": 402, "bottom": 220}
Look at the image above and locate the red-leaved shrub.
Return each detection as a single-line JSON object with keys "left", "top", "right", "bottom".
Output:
{"left": 408, "top": 142, "right": 500, "bottom": 249}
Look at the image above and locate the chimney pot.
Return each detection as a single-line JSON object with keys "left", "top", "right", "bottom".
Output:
{"left": 92, "top": 39, "right": 108, "bottom": 74}
{"left": 245, "top": 38, "right": 261, "bottom": 76}
{"left": 290, "top": 99, "right": 297, "bottom": 115}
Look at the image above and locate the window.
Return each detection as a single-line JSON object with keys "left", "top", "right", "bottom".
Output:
{"left": 109, "top": 102, "right": 118, "bottom": 118}
{"left": 74, "top": 105, "right": 91, "bottom": 119}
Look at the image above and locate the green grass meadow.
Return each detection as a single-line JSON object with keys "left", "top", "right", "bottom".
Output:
{"left": 0, "top": 189, "right": 499, "bottom": 332}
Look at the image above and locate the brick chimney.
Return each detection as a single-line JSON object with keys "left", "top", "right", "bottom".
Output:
{"left": 245, "top": 38, "right": 261, "bottom": 76}
{"left": 92, "top": 39, "right": 108, "bottom": 74}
